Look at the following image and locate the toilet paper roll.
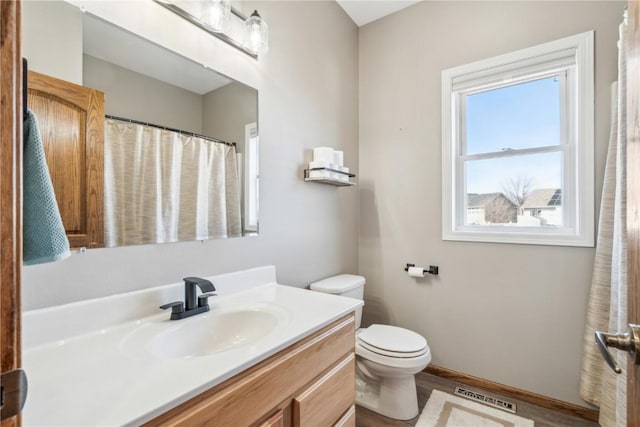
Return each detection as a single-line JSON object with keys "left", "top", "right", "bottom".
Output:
{"left": 408, "top": 266, "right": 425, "bottom": 278}
{"left": 313, "top": 147, "right": 334, "bottom": 163}
{"left": 337, "top": 166, "right": 350, "bottom": 182}
{"left": 309, "top": 160, "right": 331, "bottom": 169}
{"left": 309, "top": 169, "right": 331, "bottom": 179}
{"left": 333, "top": 150, "right": 344, "bottom": 167}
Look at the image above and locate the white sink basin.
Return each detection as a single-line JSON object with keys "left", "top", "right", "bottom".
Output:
{"left": 152, "top": 310, "right": 281, "bottom": 358}
{"left": 121, "top": 302, "right": 290, "bottom": 359}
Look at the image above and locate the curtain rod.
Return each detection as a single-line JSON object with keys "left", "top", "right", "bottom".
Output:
{"left": 105, "top": 115, "right": 236, "bottom": 147}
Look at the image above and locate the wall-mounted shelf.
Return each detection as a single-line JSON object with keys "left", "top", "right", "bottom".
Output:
{"left": 304, "top": 168, "right": 356, "bottom": 187}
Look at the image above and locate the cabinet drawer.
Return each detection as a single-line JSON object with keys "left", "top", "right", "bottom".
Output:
{"left": 293, "top": 354, "right": 355, "bottom": 427}
{"left": 259, "top": 409, "right": 284, "bottom": 427}
{"left": 333, "top": 405, "right": 356, "bottom": 427}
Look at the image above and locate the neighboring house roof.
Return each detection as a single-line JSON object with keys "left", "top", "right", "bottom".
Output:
{"left": 467, "top": 193, "right": 511, "bottom": 208}
{"left": 521, "top": 189, "right": 562, "bottom": 209}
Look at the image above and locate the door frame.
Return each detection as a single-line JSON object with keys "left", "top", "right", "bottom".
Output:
{"left": 0, "top": 1, "right": 22, "bottom": 426}
{"left": 626, "top": 1, "right": 639, "bottom": 424}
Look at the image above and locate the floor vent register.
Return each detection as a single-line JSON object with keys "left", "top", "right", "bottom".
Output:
{"left": 453, "top": 386, "right": 517, "bottom": 413}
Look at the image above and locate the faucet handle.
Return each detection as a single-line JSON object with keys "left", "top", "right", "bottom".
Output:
{"left": 198, "top": 292, "right": 217, "bottom": 308}
{"left": 160, "top": 301, "right": 184, "bottom": 316}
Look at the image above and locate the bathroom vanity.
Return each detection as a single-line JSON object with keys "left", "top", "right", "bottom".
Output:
{"left": 146, "top": 314, "right": 356, "bottom": 426}
{"left": 22, "top": 266, "right": 361, "bottom": 426}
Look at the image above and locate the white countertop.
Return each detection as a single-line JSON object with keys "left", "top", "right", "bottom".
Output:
{"left": 22, "top": 266, "right": 362, "bottom": 426}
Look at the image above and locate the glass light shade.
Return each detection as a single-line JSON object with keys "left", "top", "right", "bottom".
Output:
{"left": 202, "top": 0, "right": 231, "bottom": 33}
{"left": 244, "top": 10, "right": 269, "bottom": 54}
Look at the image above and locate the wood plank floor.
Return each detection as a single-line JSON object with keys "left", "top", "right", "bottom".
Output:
{"left": 355, "top": 372, "right": 600, "bottom": 427}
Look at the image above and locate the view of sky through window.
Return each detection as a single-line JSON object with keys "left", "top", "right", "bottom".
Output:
{"left": 465, "top": 76, "right": 562, "bottom": 195}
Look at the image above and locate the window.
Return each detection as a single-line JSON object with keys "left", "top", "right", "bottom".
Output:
{"left": 441, "top": 32, "right": 594, "bottom": 246}
{"left": 243, "top": 122, "right": 259, "bottom": 234}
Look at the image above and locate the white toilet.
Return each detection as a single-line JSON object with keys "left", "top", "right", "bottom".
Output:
{"left": 310, "top": 274, "right": 431, "bottom": 420}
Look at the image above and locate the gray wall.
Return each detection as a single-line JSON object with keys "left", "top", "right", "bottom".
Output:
{"left": 358, "top": 1, "right": 622, "bottom": 407}
{"left": 203, "top": 82, "right": 258, "bottom": 151}
{"left": 83, "top": 54, "right": 204, "bottom": 134}
{"left": 22, "top": 1, "right": 83, "bottom": 84}
{"left": 23, "top": 2, "right": 359, "bottom": 313}
{"left": 84, "top": 55, "right": 259, "bottom": 144}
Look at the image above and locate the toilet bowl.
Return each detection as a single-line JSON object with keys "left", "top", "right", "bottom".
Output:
{"left": 310, "top": 275, "right": 431, "bottom": 420}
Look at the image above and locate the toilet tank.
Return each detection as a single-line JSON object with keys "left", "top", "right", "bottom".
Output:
{"left": 310, "top": 274, "right": 365, "bottom": 328}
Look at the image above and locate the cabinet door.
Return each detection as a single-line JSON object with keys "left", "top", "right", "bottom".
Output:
{"left": 259, "top": 410, "right": 284, "bottom": 427}
{"left": 27, "top": 70, "right": 104, "bottom": 248}
{"left": 333, "top": 406, "right": 356, "bottom": 427}
{"left": 293, "top": 354, "right": 355, "bottom": 427}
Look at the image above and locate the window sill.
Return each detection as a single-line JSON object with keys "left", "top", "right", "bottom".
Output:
{"left": 442, "top": 228, "right": 594, "bottom": 247}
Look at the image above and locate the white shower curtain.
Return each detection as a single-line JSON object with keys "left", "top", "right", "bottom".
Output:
{"left": 104, "top": 119, "right": 242, "bottom": 247}
{"left": 579, "top": 16, "right": 628, "bottom": 427}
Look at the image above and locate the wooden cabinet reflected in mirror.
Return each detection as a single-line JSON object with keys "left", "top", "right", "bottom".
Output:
{"left": 28, "top": 70, "right": 105, "bottom": 249}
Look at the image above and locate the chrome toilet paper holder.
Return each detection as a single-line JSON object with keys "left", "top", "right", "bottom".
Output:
{"left": 405, "top": 263, "right": 439, "bottom": 276}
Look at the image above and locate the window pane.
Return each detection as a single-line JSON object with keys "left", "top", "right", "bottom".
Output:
{"left": 466, "top": 76, "right": 560, "bottom": 155}
{"left": 465, "top": 152, "right": 563, "bottom": 227}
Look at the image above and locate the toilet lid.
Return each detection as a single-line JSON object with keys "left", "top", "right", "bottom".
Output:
{"left": 357, "top": 324, "right": 427, "bottom": 357}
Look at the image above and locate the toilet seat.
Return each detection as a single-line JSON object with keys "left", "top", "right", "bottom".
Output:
{"left": 358, "top": 340, "right": 426, "bottom": 358}
{"left": 356, "top": 340, "right": 431, "bottom": 370}
{"left": 357, "top": 324, "right": 427, "bottom": 358}
{"left": 355, "top": 325, "right": 430, "bottom": 369}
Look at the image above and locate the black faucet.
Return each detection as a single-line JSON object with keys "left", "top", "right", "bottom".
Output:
{"left": 160, "top": 277, "right": 217, "bottom": 320}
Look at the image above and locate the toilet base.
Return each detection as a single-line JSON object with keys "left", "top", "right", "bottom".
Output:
{"left": 355, "top": 366, "right": 420, "bottom": 420}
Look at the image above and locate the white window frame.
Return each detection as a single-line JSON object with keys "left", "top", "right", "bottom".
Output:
{"left": 243, "top": 122, "right": 259, "bottom": 233}
{"left": 441, "top": 31, "right": 594, "bottom": 247}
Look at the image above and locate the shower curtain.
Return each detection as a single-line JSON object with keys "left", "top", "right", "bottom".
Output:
{"left": 579, "top": 15, "right": 628, "bottom": 427}
{"left": 104, "top": 119, "right": 242, "bottom": 247}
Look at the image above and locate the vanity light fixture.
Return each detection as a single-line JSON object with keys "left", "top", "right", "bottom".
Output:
{"left": 203, "top": 0, "right": 231, "bottom": 33}
{"left": 243, "top": 10, "right": 269, "bottom": 55}
{"left": 154, "top": 0, "right": 267, "bottom": 59}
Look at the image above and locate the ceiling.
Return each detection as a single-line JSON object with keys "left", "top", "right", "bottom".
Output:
{"left": 83, "top": 14, "right": 232, "bottom": 95}
{"left": 336, "top": 0, "right": 420, "bottom": 27}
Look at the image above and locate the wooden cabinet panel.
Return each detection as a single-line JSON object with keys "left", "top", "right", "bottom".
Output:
{"left": 27, "top": 70, "right": 104, "bottom": 248}
{"left": 293, "top": 354, "right": 355, "bottom": 427}
{"left": 333, "top": 405, "right": 356, "bottom": 427}
{"left": 258, "top": 409, "right": 284, "bottom": 427}
{"left": 145, "top": 313, "right": 355, "bottom": 427}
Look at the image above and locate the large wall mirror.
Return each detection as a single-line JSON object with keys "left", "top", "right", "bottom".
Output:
{"left": 22, "top": 1, "right": 259, "bottom": 249}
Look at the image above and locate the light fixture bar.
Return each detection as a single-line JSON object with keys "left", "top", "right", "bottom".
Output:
{"left": 153, "top": 0, "right": 258, "bottom": 60}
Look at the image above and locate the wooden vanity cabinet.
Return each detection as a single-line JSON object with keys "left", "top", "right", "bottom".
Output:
{"left": 293, "top": 354, "right": 355, "bottom": 426}
{"left": 333, "top": 406, "right": 356, "bottom": 427}
{"left": 258, "top": 410, "right": 285, "bottom": 427}
{"left": 145, "top": 313, "right": 356, "bottom": 427}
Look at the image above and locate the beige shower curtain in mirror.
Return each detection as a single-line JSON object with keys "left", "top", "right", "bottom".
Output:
{"left": 104, "top": 119, "right": 241, "bottom": 247}
{"left": 579, "top": 16, "right": 627, "bottom": 427}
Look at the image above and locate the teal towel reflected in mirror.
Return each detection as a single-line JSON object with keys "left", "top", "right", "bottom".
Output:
{"left": 23, "top": 109, "right": 70, "bottom": 265}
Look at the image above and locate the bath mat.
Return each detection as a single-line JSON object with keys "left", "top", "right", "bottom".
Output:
{"left": 416, "top": 389, "right": 534, "bottom": 427}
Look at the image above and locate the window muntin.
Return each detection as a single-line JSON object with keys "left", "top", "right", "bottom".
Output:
{"left": 442, "top": 32, "right": 594, "bottom": 247}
